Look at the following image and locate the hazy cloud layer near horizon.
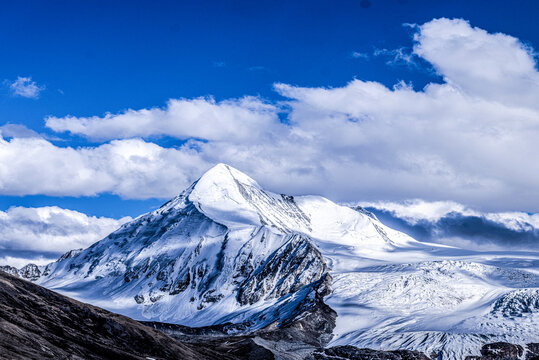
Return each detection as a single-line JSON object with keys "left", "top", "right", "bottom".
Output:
{"left": 0, "top": 206, "right": 131, "bottom": 266}
{"left": 1, "top": 200, "right": 537, "bottom": 268}
{"left": 361, "top": 199, "right": 539, "bottom": 250}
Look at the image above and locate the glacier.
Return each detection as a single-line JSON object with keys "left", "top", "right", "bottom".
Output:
{"left": 5, "top": 163, "right": 539, "bottom": 359}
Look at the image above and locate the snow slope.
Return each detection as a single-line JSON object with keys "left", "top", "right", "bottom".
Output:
{"left": 10, "top": 164, "right": 539, "bottom": 359}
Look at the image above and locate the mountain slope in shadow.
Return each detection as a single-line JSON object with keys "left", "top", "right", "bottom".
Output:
{"left": 0, "top": 270, "right": 258, "bottom": 360}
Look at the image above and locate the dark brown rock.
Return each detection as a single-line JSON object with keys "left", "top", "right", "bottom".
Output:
{"left": 464, "top": 342, "right": 527, "bottom": 360}
{"left": 0, "top": 270, "right": 237, "bottom": 360}
{"left": 308, "top": 345, "right": 430, "bottom": 360}
{"left": 526, "top": 343, "right": 539, "bottom": 360}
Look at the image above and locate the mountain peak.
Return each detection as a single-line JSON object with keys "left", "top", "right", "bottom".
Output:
{"left": 188, "top": 164, "right": 266, "bottom": 228}
{"left": 196, "top": 163, "right": 259, "bottom": 189}
{"left": 187, "top": 164, "right": 315, "bottom": 232}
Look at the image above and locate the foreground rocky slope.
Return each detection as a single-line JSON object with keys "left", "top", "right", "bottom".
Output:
{"left": 0, "top": 270, "right": 240, "bottom": 360}
{"left": 0, "top": 269, "right": 454, "bottom": 360}
{"left": 2, "top": 269, "right": 538, "bottom": 360}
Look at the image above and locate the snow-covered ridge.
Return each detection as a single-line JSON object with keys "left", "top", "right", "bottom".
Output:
{"left": 189, "top": 163, "right": 312, "bottom": 232}
{"left": 4, "top": 164, "right": 539, "bottom": 360}
{"left": 12, "top": 164, "right": 412, "bottom": 324}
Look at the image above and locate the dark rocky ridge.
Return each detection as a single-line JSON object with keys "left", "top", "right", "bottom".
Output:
{"left": 0, "top": 270, "right": 246, "bottom": 360}
{"left": 308, "top": 346, "right": 430, "bottom": 360}
{"left": 464, "top": 342, "right": 539, "bottom": 360}
{"left": 146, "top": 266, "right": 335, "bottom": 335}
{"left": 237, "top": 234, "right": 327, "bottom": 306}
{"left": 0, "top": 265, "right": 19, "bottom": 276}
{"left": 0, "top": 264, "right": 42, "bottom": 281}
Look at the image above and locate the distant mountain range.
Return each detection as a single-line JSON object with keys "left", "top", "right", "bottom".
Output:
{"left": 3, "top": 164, "right": 539, "bottom": 359}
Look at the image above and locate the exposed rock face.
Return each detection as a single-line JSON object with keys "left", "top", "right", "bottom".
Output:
{"left": 18, "top": 263, "right": 42, "bottom": 281}
{"left": 308, "top": 346, "right": 430, "bottom": 360}
{"left": 464, "top": 342, "right": 530, "bottom": 360}
{"left": 1, "top": 264, "right": 44, "bottom": 281}
{"left": 147, "top": 273, "right": 336, "bottom": 349}
{"left": 0, "top": 270, "right": 236, "bottom": 360}
{"left": 491, "top": 289, "right": 539, "bottom": 317}
{"left": 237, "top": 234, "right": 327, "bottom": 305}
{"left": 57, "top": 248, "right": 83, "bottom": 262}
{"left": 257, "top": 273, "right": 336, "bottom": 347}
{"left": 0, "top": 265, "right": 18, "bottom": 276}
{"left": 527, "top": 343, "right": 539, "bottom": 360}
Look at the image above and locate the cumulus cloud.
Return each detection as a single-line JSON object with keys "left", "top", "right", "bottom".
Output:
{"left": 359, "top": 199, "right": 539, "bottom": 250}
{"left": 1, "top": 18, "right": 539, "bottom": 211}
{"left": 267, "top": 18, "right": 539, "bottom": 210}
{"left": 46, "top": 96, "right": 281, "bottom": 142}
{"left": 414, "top": 18, "right": 539, "bottom": 108}
{"left": 0, "top": 206, "right": 131, "bottom": 255}
{"left": 267, "top": 69, "right": 539, "bottom": 209}
{"left": 6, "top": 76, "right": 44, "bottom": 98}
{"left": 0, "top": 124, "right": 42, "bottom": 138}
{"left": 0, "top": 136, "right": 212, "bottom": 198}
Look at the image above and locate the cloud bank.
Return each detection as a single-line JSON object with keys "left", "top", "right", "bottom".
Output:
{"left": 0, "top": 206, "right": 131, "bottom": 266}
{"left": 1, "top": 18, "right": 538, "bottom": 211}
{"left": 0, "top": 136, "right": 211, "bottom": 198}
{"left": 360, "top": 199, "right": 539, "bottom": 250}
{"left": 0, "top": 254, "right": 58, "bottom": 268}
{"left": 46, "top": 96, "right": 280, "bottom": 142}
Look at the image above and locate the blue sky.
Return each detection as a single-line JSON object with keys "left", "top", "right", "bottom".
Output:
{"left": 1, "top": 1, "right": 539, "bottom": 265}
{"left": 1, "top": 0, "right": 537, "bottom": 123}
{"left": 1, "top": 0, "right": 538, "bottom": 218}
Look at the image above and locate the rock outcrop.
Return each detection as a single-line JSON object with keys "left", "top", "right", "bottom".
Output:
{"left": 465, "top": 342, "right": 539, "bottom": 360}
{"left": 0, "top": 270, "right": 242, "bottom": 360}
{"left": 308, "top": 346, "right": 430, "bottom": 360}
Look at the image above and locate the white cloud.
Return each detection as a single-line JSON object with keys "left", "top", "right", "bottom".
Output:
{"left": 0, "top": 206, "right": 131, "bottom": 254}
{"left": 7, "top": 76, "right": 44, "bottom": 99}
{"left": 351, "top": 51, "right": 369, "bottom": 59}
{"left": 0, "top": 136, "right": 212, "bottom": 198}
{"left": 483, "top": 211, "right": 539, "bottom": 232}
{"left": 0, "top": 255, "right": 56, "bottom": 268}
{"left": 0, "top": 124, "right": 41, "bottom": 138}
{"left": 413, "top": 18, "right": 539, "bottom": 108}
{"left": 267, "top": 70, "right": 539, "bottom": 210}
{"left": 46, "top": 96, "right": 281, "bottom": 142}
{"left": 358, "top": 199, "right": 539, "bottom": 250}
{"left": 265, "top": 18, "right": 539, "bottom": 210}
{"left": 359, "top": 199, "right": 472, "bottom": 224}
{"left": 359, "top": 199, "right": 539, "bottom": 231}
{"left": 1, "top": 18, "right": 538, "bottom": 212}
{"left": 373, "top": 47, "right": 418, "bottom": 67}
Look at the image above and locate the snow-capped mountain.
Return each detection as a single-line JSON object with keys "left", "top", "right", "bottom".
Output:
{"left": 8, "top": 164, "right": 539, "bottom": 359}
